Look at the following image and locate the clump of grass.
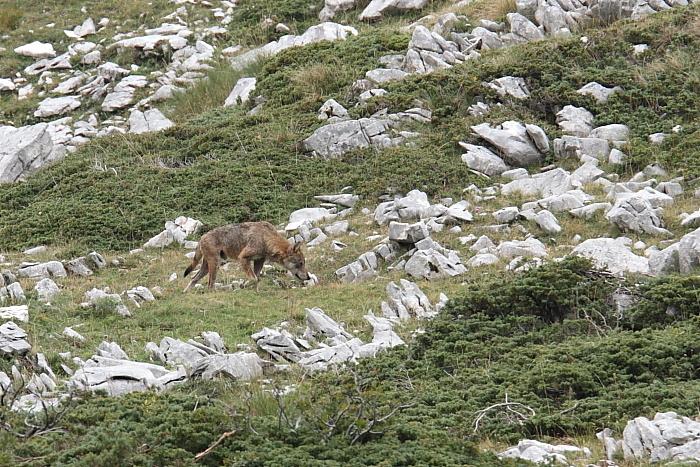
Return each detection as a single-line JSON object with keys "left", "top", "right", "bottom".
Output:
{"left": 165, "top": 58, "right": 267, "bottom": 123}
{"left": 0, "top": 7, "right": 22, "bottom": 32}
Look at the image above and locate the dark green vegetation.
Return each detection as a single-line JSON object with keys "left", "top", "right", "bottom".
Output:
{"left": 1, "top": 5, "right": 699, "bottom": 251}
{"left": 5, "top": 258, "right": 700, "bottom": 465}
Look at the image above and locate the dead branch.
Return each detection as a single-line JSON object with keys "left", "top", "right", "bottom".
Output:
{"left": 194, "top": 429, "right": 237, "bottom": 462}
{"left": 559, "top": 402, "right": 580, "bottom": 415}
{"left": 472, "top": 394, "right": 536, "bottom": 433}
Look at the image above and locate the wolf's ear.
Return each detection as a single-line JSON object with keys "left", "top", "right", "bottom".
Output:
{"left": 290, "top": 241, "right": 303, "bottom": 253}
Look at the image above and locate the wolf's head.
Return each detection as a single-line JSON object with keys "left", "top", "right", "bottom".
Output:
{"left": 282, "top": 242, "right": 310, "bottom": 281}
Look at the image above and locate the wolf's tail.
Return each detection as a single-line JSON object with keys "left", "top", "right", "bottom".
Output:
{"left": 184, "top": 246, "right": 203, "bottom": 277}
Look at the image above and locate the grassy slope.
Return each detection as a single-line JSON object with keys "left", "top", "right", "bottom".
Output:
{"left": 1, "top": 0, "right": 700, "bottom": 465}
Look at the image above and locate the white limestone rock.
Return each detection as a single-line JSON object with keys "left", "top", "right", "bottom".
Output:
{"left": 128, "top": 109, "right": 174, "bottom": 134}
{"left": 572, "top": 238, "right": 650, "bottom": 275}
{"left": 14, "top": 41, "right": 56, "bottom": 59}
{"left": 34, "top": 96, "right": 81, "bottom": 118}
{"left": 224, "top": 77, "right": 256, "bottom": 107}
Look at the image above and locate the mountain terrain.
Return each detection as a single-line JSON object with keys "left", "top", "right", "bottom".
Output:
{"left": 2, "top": 0, "right": 700, "bottom": 465}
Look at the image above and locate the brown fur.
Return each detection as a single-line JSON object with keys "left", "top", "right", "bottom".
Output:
{"left": 183, "top": 222, "right": 310, "bottom": 291}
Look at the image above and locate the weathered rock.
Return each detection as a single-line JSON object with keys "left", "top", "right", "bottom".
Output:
{"left": 590, "top": 123, "right": 630, "bottom": 141}
{"left": 499, "top": 439, "right": 584, "bottom": 464}
{"left": 97, "top": 62, "right": 131, "bottom": 82}
{"left": 62, "top": 326, "right": 85, "bottom": 341}
{"left": 64, "top": 257, "right": 94, "bottom": 276}
{"left": 0, "top": 282, "right": 25, "bottom": 302}
{"left": 319, "top": 0, "right": 356, "bottom": 21}
{"left": 24, "top": 53, "right": 72, "bottom": 75}
{"left": 649, "top": 243, "right": 680, "bottom": 276}
{"left": 65, "top": 18, "right": 96, "bottom": 39}
{"left": 572, "top": 238, "right": 650, "bottom": 275}
{"left": 484, "top": 76, "right": 530, "bottom": 99}
{"left": 287, "top": 207, "right": 336, "bottom": 230}
{"left": 148, "top": 336, "right": 211, "bottom": 367}
{"left": 128, "top": 109, "right": 174, "bottom": 134}
{"left": 314, "top": 193, "right": 358, "bottom": 208}
{"left": 144, "top": 216, "right": 202, "bottom": 248}
{"left": 571, "top": 160, "right": 605, "bottom": 186}
{"left": 14, "top": 41, "right": 56, "bottom": 59}
{"left": 0, "top": 79, "right": 16, "bottom": 91}
{"left": 496, "top": 238, "right": 548, "bottom": 260}
{"left": 556, "top": 105, "right": 594, "bottom": 137}
{"left": 389, "top": 220, "right": 429, "bottom": 243}
{"left": 224, "top": 77, "right": 257, "bottom": 106}
{"left": 364, "top": 311, "right": 404, "bottom": 349}
{"left": 501, "top": 168, "right": 573, "bottom": 197}
{"left": 536, "top": 190, "right": 594, "bottom": 212}
{"left": 577, "top": 81, "right": 622, "bottom": 103}
{"left": 0, "top": 321, "right": 31, "bottom": 355}
{"left": 190, "top": 352, "right": 267, "bottom": 380}
{"left": 69, "top": 356, "right": 186, "bottom": 396}
{"left": 304, "top": 307, "right": 353, "bottom": 341}
{"left": 229, "top": 22, "right": 358, "bottom": 70}
{"left": 17, "top": 261, "right": 67, "bottom": 279}
{"left": 467, "top": 253, "right": 500, "bottom": 267}
{"left": 0, "top": 305, "right": 29, "bottom": 323}
{"left": 506, "top": 12, "right": 546, "bottom": 42}
{"left": 471, "top": 121, "right": 546, "bottom": 166}
{"left": 492, "top": 207, "right": 519, "bottom": 224}
{"left": 359, "top": 0, "right": 430, "bottom": 21}
{"left": 302, "top": 117, "right": 394, "bottom": 159}
{"left": 252, "top": 327, "right": 302, "bottom": 362}
{"left": 381, "top": 279, "right": 434, "bottom": 320}
{"left": 34, "top": 278, "right": 59, "bottom": 302}
{"left": 405, "top": 247, "right": 466, "bottom": 280}
{"left": 569, "top": 202, "right": 612, "bottom": 219}
{"left": 606, "top": 196, "right": 672, "bottom": 237}
{"left": 553, "top": 135, "right": 610, "bottom": 160}
{"left": 366, "top": 68, "right": 409, "bottom": 84}
{"left": 317, "top": 99, "right": 349, "bottom": 121}
{"left": 459, "top": 142, "right": 510, "bottom": 176}
{"left": 534, "top": 209, "right": 561, "bottom": 234}
{"left": 96, "top": 341, "right": 129, "bottom": 360}
{"left": 0, "top": 123, "right": 67, "bottom": 183}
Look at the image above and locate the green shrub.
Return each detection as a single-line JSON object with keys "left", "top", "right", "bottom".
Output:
{"left": 627, "top": 275, "right": 700, "bottom": 329}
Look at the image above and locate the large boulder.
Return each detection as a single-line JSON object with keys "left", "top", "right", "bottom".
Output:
{"left": 501, "top": 168, "right": 573, "bottom": 197}
{"left": 572, "top": 238, "right": 650, "bottom": 275}
{"left": 128, "top": 109, "right": 174, "bottom": 134}
{"left": 0, "top": 321, "right": 31, "bottom": 356}
{"left": 678, "top": 228, "right": 700, "bottom": 274}
{"left": 34, "top": 96, "right": 81, "bottom": 118}
{"left": 0, "top": 123, "right": 67, "bottom": 183}
{"left": 459, "top": 142, "right": 509, "bottom": 176}
{"left": 606, "top": 196, "right": 672, "bottom": 237}
{"left": 14, "top": 41, "right": 56, "bottom": 59}
{"left": 302, "top": 118, "right": 393, "bottom": 159}
{"left": 359, "top": 0, "right": 430, "bottom": 21}
{"left": 471, "top": 121, "right": 548, "bottom": 166}
{"left": 68, "top": 356, "right": 186, "bottom": 396}
{"left": 556, "top": 105, "right": 594, "bottom": 137}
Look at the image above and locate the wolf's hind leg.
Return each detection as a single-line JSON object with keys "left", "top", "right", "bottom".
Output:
{"left": 184, "top": 259, "right": 209, "bottom": 292}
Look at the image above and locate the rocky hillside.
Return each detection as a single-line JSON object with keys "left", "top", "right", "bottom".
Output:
{"left": 2, "top": 0, "right": 700, "bottom": 465}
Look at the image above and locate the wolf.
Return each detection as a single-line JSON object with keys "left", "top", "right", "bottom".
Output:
{"left": 183, "top": 221, "right": 310, "bottom": 292}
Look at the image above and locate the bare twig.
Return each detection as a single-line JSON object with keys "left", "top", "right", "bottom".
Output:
{"left": 472, "top": 394, "right": 536, "bottom": 433}
{"left": 194, "top": 429, "right": 237, "bottom": 462}
{"left": 559, "top": 402, "right": 580, "bottom": 415}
